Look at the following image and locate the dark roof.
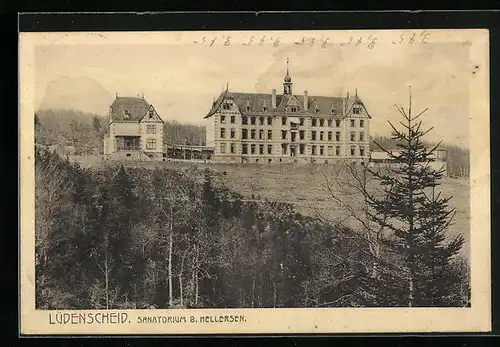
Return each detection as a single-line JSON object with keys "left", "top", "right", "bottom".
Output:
{"left": 110, "top": 96, "right": 151, "bottom": 122}
{"left": 204, "top": 91, "right": 370, "bottom": 119}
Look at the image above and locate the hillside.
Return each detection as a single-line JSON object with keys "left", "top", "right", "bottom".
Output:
{"left": 37, "top": 149, "right": 470, "bottom": 309}
{"left": 35, "top": 109, "right": 108, "bottom": 155}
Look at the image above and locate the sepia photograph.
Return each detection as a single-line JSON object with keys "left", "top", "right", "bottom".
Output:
{"left": 19, "top": 29, "right": 490, "bottom": 334}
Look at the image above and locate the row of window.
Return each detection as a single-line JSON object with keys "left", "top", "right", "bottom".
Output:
{"left": 220, "top": 128, "right": 366, "bottom": 142}
{"left": 219, "top": 143, "right": 366, "bottom": 156}
{"left": 221, "top": 102, "right": 363, "bottom": 115}
{"left": 220, "top": 115, "right": 365, "bottom": 128}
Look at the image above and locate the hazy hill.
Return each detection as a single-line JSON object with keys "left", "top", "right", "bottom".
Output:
{"left": 38, "top": 77, "right": 113, "bottom": 116}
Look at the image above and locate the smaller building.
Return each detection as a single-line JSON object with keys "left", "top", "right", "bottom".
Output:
{"left": 166, "top": 144, "right": 214, "bottom": 161}
{"left": 369, "top": 149, "right": 447, "bottom": 172}
{"left": 103, "top": 95, "right": 164, "bottom": 160}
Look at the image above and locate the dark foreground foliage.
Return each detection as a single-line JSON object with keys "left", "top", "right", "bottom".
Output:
{"left": 35, "top": 149, "right": 469, "bottom": 309}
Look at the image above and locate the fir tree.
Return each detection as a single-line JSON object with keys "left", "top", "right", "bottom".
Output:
{"left": 364, "top": 88, "right": 464, "bottom": 307}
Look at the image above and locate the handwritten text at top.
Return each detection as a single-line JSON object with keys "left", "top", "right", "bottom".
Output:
{"left": 192, "top": 31, "right": 430, "bottom": 49}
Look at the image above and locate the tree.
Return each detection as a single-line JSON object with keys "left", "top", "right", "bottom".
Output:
{"left": 362, "top": 88, "right": 465, "bottom": 307}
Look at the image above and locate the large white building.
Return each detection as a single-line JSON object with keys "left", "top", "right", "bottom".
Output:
{"left": 103, "top": 95, "right": 164, "bottom": 160}
{"left": 204, "top": 61, "right": 372, "bottom": 164}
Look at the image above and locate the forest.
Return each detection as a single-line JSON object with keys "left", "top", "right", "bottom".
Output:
{"left": 35, "top": 149, "right": 469, "bottom": 309}
{"left": 34, "top": 109, "right": 207, "bottom": 154}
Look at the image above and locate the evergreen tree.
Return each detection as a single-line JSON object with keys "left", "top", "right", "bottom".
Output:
{"left": 364, "top": 89, "right": 464, "bottom": 307}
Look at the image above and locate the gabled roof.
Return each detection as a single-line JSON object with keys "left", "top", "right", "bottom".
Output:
{"left": 110, "top": 96, "right": 151, "bottom": 122}
{"left": 204, "top": 91, "right": 371, "bottom": 119}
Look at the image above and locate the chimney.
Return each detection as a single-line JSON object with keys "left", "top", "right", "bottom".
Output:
{"left": 272, "top": 89, "right": 277, "bottom": 109}
{"left": 303, "top": 90, "right": 308, "bottom": 110}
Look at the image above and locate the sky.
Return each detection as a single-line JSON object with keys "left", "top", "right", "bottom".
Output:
{"left": 34, "top": 33, "right": 473, "bottom": 148}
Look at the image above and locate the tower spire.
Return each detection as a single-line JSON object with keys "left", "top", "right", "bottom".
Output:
{"left": 283, "top": 58, "right": 292, "bottom": 95}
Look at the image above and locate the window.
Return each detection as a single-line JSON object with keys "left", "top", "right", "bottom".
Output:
{"left": 312, "top": 118, "right": 317, "bottom": 127}
{"left": 290, "top": 106, "right": 298, "bottom": 112}
{"left": 282, "top": 144, "right": 287, "bottom": 155}
{"left": 282, "top": 117, "right": 287, "bottom": 125}
{"left": 242, "top": 129, "right": 248, "bottom": 139}
{"left": 263, "top": 106, "right": 268, "bottom": 112}
{"left": 320, "top": 119, "right": 325, "bottom": 127}
{"left": 221, "top": 115, "right": 226, "bottom": 124}
{"left": 146, "top": 124, "right": 156, "bottom": 134}
{"left": 360, "top": 146, "right": 365, "bottom": 156}
{"left": 222, "top": 102, "right": 230, "bottom": 110}
{"left": 336, "top": 146, "right": 341, "bottom": 156}
{"left": 230, "top": 143, "right": 236, "bottom": 154}
{"left": 267, "top": 116, "right": 273, "bottom": 125}
{"left": 350, "top": 146, "right": 356, "bottom": 156}
{"left": 251, "top": 117, "right": 256, "bottom": 125}
{"left": 123, "top": 109, "right": 130, "bottom": 119}
{"left": 299, "top": 144, "right": 305, "bottom": 155}
{"left": 242, "top": 116, "right": 248, "bottom": 125}
{"left": 242, "top": 144, "right": 248, "bottom": 154}
{"left": 267, "top": 144, "right": 273, "bottom": 154}
{"left": 220, "top": 128, "right": 226, "bottom": 138}
{"left": 149, "top": 110, "right": 155, "bottom": 118}
{"left": 230, "top": 115, "right": 236, "bottom": 124}
{"left": 359, "top": 132, "right": 364, "bottom": 141}
{"left": 299, "top": 118, "right": 304, "bottom": 125}
{"left": 350, "top": 132, "right": 356, "bottom": 141}
{"left": 360, "top": 119, "right": 364, "bottom": 128}
{"left": 251, "top": 129, "right": 256, "bottom": 139}
{"left": 315, "top": 108, "right": 320, "bottom": 114}
{"left": 220, "top": 143, "right": 226, "bottom": 154}
{"left": 259, "top": 117, "right": 265, "bottom": 125}
{"left": 299, "top": 130, "right": 305, "bottom": 140}
{"left": 268, "top": 130, "right": 273, "bottom": 140}
{"left": 328, "top": 119, "right": 333, "bottom": 127}
{"left": 246, "top": 106, "right": 251, "bottom": 112}
{"left": 350, "top": 119, "right": 355, "bottom": 127}
{"left": 328, "top": 132, "right": 332, "bottom": 141}
{"left": 335, "top": 119, "right": 341, "bottom": 127}
{"left": 251, "top": 144, "right": 256, "bottom": 154}
{"left": 259, "top": 129, "right": 264, "bottom": 140}
{"left": 312, "top": 146, "right": 316, "bottom": 155}
{"left": 320, "top": 146, "right": 325, "bottom": 156}
{"left": 311, "top": 131, "right": 317, "bottom": 141}
{"left": 281, "top": 130, "right": 287, "bottom": 140}
{"left": 230, "top": 128, "right": 236, "bottom": 139}
{"left": 146, "top": 139, "right": 156, "bottom": 150}
{"left": 336, "top": 132, "right": 341, "bottom": 141}
{"left": 320, "top": 132, "right": 324, "bottom": 141}
{"left": 328, "top": 146, "right": 333, "bottom": 156}
{"left": 353, "top": 106, "right": 361, "bottom": 114}
{"left": 259, "top": 144, "right": 264, "bottom": 155}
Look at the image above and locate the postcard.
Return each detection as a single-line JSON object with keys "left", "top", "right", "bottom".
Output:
{"left": 19, "top": 29, "right": 490, "bottom": 335}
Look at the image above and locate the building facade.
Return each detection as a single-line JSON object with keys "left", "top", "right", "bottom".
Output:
{"left": 204, "top": 62, "right": 372, "bottom": 164}
{"left": 103, "top": 95, "right": 164, "bottom": 160}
